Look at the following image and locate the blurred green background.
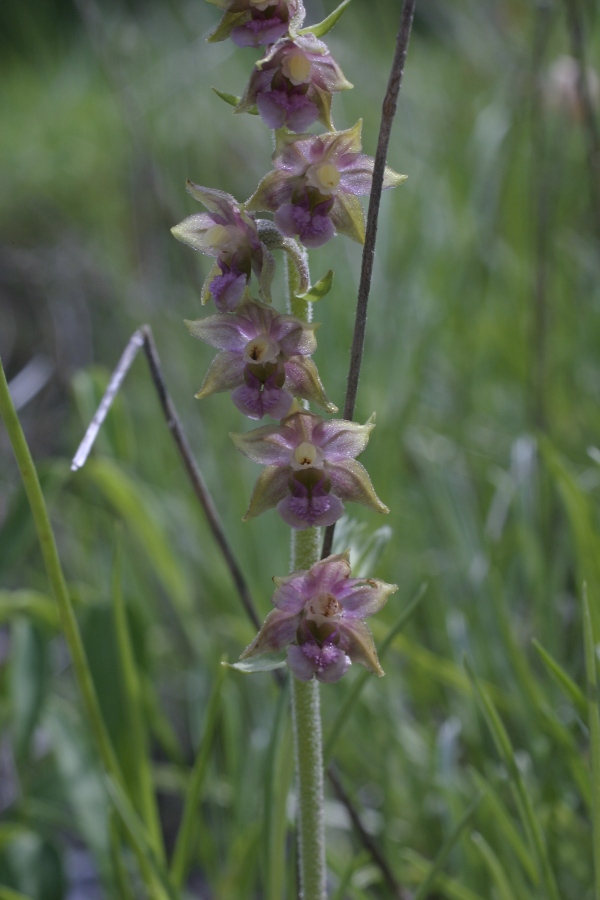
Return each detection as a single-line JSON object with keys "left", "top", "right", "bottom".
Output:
{"left": 1, "top": 0, "right": 600, "bottom": 897}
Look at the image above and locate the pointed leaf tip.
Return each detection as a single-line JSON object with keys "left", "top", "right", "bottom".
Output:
{"left": 298, "top": 0, "right": 353, "bottom": 38}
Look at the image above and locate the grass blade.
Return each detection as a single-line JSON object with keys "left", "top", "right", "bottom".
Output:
{"left": 470, "top": 831, "right": 517, "bottom": 900}
{"left": 464, "top": 658, "right": 561, "bottom": 900}
{"left": 170, "top": 661, "right": 227, "bottom": 889}
{"left": 583, "top": 583, "right": 600, "bottom": 898}
{"left": 413, "top": 793, "right": 482, "bottom": 900}
{"left": 264, "top": 679, "right": 294, "bottom": 900}
{"left": 532, "top": 637, "right": 587, "bottom": 719}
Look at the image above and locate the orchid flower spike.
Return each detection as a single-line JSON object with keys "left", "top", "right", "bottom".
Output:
{"left": 236, "top": 33, "right": 352, "bottom": 133}
{"left": 171, "top": 182, "right": 274, "bottom": 310}
{"left": 231, "top": 409, "right": 389, "bottom": 528}
{"left": 241, "top": 551, "right": 398, "bottom": 683}
{"left": 206, "top": 0, "right": 306, "bottom": 48}
{"left": 186, "top": 299, "right": 336, "bottom": 420}
{"left": 246, "top": 121, "right": 406, "bottom": 247}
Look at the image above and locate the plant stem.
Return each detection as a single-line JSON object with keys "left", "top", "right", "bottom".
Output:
{"left": 322, "top": 0, "right": 416, "bottom": 561}
{"left": 291, "top": 527, "right": 327, "bottom": 900}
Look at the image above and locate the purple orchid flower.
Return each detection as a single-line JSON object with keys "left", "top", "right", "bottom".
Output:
{"left": 171, "top": 182, "right": 274, "bottom": 310}
{"left": 186, "top": 299, "right": 336, "bottom": 420}
{"left": 236, "top": 33, "right": 352, "bottom": 132}
{"left": 240, "top": 551, "right": 398, "bottom": 683}
{"left": 230, "top": 410, "right": 388, "bottom": 528}
{"left": 206, "top": 0, "right": 306, "bottom": 48}
{"left": 246, "top": 121, "right": 406, "bottom": 247}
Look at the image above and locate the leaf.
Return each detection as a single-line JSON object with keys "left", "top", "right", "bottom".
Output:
{"left": 212, "top": 87, "right": 241, "bottom": 108}
{"left": 0, "top": 591, "right": 59, "bottom": 629}
{"left": 298, "top": 0, "right": 353, "bottom": 38}
{"left": 264, "top": 681, "right": 294, "bottom": 900}
{"left": 170, "top": 662, "right": 227, "bottom": 889}
{"left": 413, "top": 794, "right": 483, "bottom": 900}
{"left": 464, "top": 658, "right": 561, "bottom": 900}
{"left": 9, "top": 619, "right": 48, "bottom": 760}
{"left": 532, "top": 637, "right": 587, "bottom": 719}
{"left": 583, "top": 583, "right": 600, "bottom": 897}
{"left": 224, "top": 653, "right": 287, "bottom": 674}
{"left": 294, "top": 270, "right": 334, "bottom": 304}
{"left": 2, "top": 832, "right": 65, "bottom": 900}
{"left": 471, "top": 832, "right": 516, "bottom": 900}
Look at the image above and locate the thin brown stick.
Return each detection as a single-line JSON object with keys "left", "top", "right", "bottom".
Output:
{"left": 561, "top": 0, "right": 600, "bottom": 239}
{"left": 322, "top": 0, "right": 416, "bottom": 560}
{"left": 328, "top": 765, "right": 412, "bottom": 900}
{"left": 71, "top": 325, "right": 261, "bottom": 631}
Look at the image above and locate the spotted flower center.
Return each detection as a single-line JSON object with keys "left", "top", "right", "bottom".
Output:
{"left": 293, "top": 441, "right": 321, "bottom": 468}
{"left": 307, "top": 592, "right": 342, "bottom": 620}
{"left": 243, "top": 334, "right": 280, "bottom": 365}
{"left": 282, "top": 52, "right": 312, "bottom": 85}
{"left": 306, "top": 163, "right": 341, "bottom": 195}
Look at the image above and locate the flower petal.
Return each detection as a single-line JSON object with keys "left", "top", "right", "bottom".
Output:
{"left": 340, "top": 579, "right": 398, "bottom": 618}
{"left": 231, "top": 423, "right": 295, "bottom": 465}
{"left": 286, "top": 644, "right": 316, "bottom": 681}
{"left": 272, "top": 572, "right": 309, "bottom": 612}
{"left": 327, "top": 458, "right": 389, "bottom": 514}
{"left": 312, "top": 418, "right": 374, "bottom": 461}
{"left": 337, "top": 619, "right": 383, "bottom": 676}
{"left": 330, "top": 193, "right": 365, "bottom": 244}
{"left": 171, "top": 213, "right": 220, "bottom": 254}
{"left": 196, "top": 351, "right": 245, "bottom": 398}
{"left": 242, "top": 465, "right": 291, "bottom": 520}
{"left": 304, "top": 551, "right": 351, "bottom": 595}
{"left": 277, "top": 489, "right": 344, "bottom": 529}
{"left": 185, "top": 314, "right": 251, "bottom": 352}
{"left": 284, "top": 356, "right": 337, "bottom": 413}
{"left": 185, "top": 182, "right": 240, "bottom": 220}
{"left": 246, "top": 170, "right": 297, "bottom": 213}
{"left": 240, "top": 608, "right": 300, "bottom": 658}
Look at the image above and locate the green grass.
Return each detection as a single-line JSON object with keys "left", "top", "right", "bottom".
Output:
{"left": 1, "top": 0, "right": 600, "bottom": 896}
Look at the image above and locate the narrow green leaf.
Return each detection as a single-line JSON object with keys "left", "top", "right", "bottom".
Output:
{"left": 324, "top": 582, "right": 426, "bottom": 761}
{"left": 413, "top": 794, "right": 483, "bottom": 900}
{"left": 10, "top": 619, "right": 48, "bottom": 760}
{"left": 264, "top": 680, "right": 294, "bottom": 900}
{"left": 401, "top": 848, "right": 486, "bottom": 900}
{"left": 583, "top": 583, "right": 600, "bottom": 898}
{"left": 104, "top": 775, "right": 178, "bottom": 900}
{"left": 469, "top": 768, "right": 538, "bottom": 883}
{"left": 298, "top": 0, "right": 352, "bottom": 38}
{"left": 212, "top": 87, "right": 240, "bottom": 107}
{"left": 224, "top": 654, "right": 287, "bottom": 674}
{"left": 295, "top": 269, "right": 334, "bottom": 304}
{"left": 111, "top": 536, "right": 164, "bottom": 862}
{"left": 0, "top": 591, "right": 59, "bottom": 629}
{"left": 171, "top": 662, "right": 227, "bottom": 888}
{"left": 471, "top": 832, "right": 516, "bottom": 900}
{"left": 532, "top": 637, "right": 587, "bottom": 719}
{"left": 464, "top": 658, "right": 561, "bottom": 900}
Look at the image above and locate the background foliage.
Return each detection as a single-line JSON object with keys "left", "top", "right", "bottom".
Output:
{"left": 1, "top": 0, "right": 600, "bottom": 897}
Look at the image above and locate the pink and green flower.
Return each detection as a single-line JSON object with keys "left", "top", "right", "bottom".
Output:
{"left": 206, "top": 0, "right": 306, "bottom": 48}
{"left": 231, "top": 409, "right": 388, "bottom": 528}
{"left": 186, "top": 299, "right": 336, "bottom": 419}
{"left": 241, "top": 551, "right": 397, "bottom": 683}
{"left": 246, "top": 121, "right": 406, "bottom": 247}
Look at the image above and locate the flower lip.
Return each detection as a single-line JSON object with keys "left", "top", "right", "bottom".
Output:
{"left": 282, "top": 51, "right": 312, "bottom": 85}
{"left": 305, "top": 163, "right": 341, "bottom": 195}
{"left": 243, "top": 334, "right": 280, "bottom": 365}
{"left": 306, "top": 592, "right": 342, "bottom": 621}
{"left": 292, "top": 441, "right": 323, "bottom": 470}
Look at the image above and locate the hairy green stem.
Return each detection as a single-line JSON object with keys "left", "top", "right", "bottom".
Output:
{"left": 291, "top": 527, "right": 326, "bottom": 900}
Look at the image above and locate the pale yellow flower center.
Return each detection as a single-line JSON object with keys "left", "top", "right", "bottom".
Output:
{"left": 243, "top": 335, "right": 279, "bottom": 365}
{"left": 294, "top": 441, "right": 319, "bottom": 468}
{"left": 282, "top": 52, "right": 312, "bottom": 85}
{"left": 306, "top": 162, "right": 341, "bottom": 195}
{"left": 205, "top": 224, "right": 229, "bottom": 248}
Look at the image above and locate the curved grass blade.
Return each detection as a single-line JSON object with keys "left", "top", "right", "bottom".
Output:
{"left": 413, "top": 793, "right": 482, "bottom": 900}
{"left": 464, "top": 658, "right": 561, "bottom": 900}
{"left": 532, "top": 637, "right": 587, "bottom": 719}
{"left": 582, "top": 583, "right": 600, "bottom": 898}
{"left": 298, "top": 0, "right": 352, "bottom": 38}
{"left": 470, "top": 832, "right": 516, "bottom": 900}
{"left": 324, "top": 582, "right": 426, "bottom": 762}
{"left": 170, "top": 661, "right": 227, "bottom": 889}
{"left": 112, "top": 535, "right": 164, "bottom": 862}
{"left": 0, "top": 591, "right": 59, "bottom": 630}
